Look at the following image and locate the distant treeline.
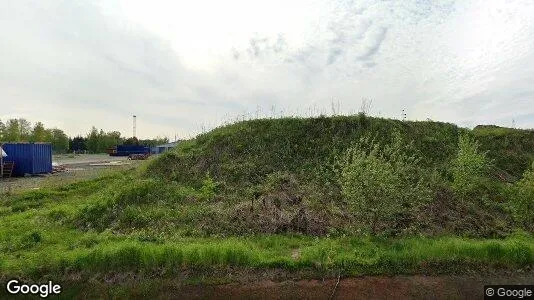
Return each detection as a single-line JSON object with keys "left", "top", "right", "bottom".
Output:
{"left": 0, "top": 118, "right": 169, "bottom": 154}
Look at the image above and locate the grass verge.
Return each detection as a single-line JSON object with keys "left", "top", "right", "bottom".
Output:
{"left": 1, "top": 234, "right": 533, "bottom": 281}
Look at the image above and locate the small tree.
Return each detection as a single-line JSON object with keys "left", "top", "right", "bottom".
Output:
{"left": 200, "top": 173, "right": 218, "bottom": 201}
{"left": 50, "top": 128, "right": 69, "bottom": 153}
{"left": 86, "top": 127, "right": 99, "bottom": 153}
{"left": 0, "top": 119, "right": 6, "bottom": 141}
{"left": 510, "top": 168, "right": 534, "bottom": 230}
{"left": 30, "top": 122, "right": 47, "bottom": 142}
{"left": 4, "top": 119, "right": 21, "bottom": 142}
{"left": 337, "top": 133, "right": 431, "bottom": 235}
{"left": 451, "top": 134, "right": 491, "bottom": 196}
{"left": 18, "top": 118, "right": 32, "bottom": 141}
{"left": 70, "top": 136, "right": 87, "bottom": 152}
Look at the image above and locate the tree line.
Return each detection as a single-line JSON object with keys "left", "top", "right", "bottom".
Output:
{"left": 0, "top": 118, "right": 169, "bottom": 154}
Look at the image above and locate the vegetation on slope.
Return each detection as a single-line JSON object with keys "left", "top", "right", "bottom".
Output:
{"left": 1, "top": 174, "right": 533, "bottom": 281}
{"left": 146, "top": 115, "right": 464, "bottom": 186}
{"left": 137, "top": 115, "right": 533, "bottom": 237}
{"left": 1, "top": 115, "right": 534, "bottom": 285}
{"left": 473, "top": 125, "right": 534, "bottom": 180}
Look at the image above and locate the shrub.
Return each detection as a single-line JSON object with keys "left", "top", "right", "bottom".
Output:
{"left": 337, "top": 133, "right": 432, "bottom": 235}
{"left": 199, "top": 173, "right": 218, "bottom": 201}
{"left": 509, "top": 168, "right": 534, "bottom": 230}
{"left": 451, "top": 134, "right": 491, "bottom": 197}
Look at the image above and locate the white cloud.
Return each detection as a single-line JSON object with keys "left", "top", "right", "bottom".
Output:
{"left": 1, "top": 0, "right": 534, "bottom": 139}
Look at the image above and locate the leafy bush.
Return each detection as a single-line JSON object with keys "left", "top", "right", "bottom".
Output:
{"left": 451, "top": 134, "right": 492, "bottom": 197}
{"left": 337, "top": 133, "right": 432, "bottom": 235}
{"left": 509, "top": 169, "right": 534, "bottom": 230}
{"left": 199, "top": 173, "right": 218, "bottom": 201}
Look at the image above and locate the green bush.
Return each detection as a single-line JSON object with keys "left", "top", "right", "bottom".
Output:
{"left": 337, "top": 133, "right": 432, "bottom": 235}
{"left": 199, "top": 173, "right": 218, "bottom": 201}
{"left": 451, "top": 134, "right": 492, "bottom": 197}
{"left": 509, "top": 169, "right": 534, "bottom": 230}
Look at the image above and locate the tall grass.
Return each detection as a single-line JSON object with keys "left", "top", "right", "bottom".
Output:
{"left": 2, "top": 234, "right": 533, "bottom": 279}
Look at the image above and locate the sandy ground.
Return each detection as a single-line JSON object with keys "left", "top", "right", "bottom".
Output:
{"left": 0, "top": 154, "right": 142, "bottom": 193}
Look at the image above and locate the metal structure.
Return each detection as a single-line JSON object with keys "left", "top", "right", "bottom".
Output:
{"left": 1, "top": 143, "right": 52, "bottom": 176}
{"left": 108, "top": 145, "right": 150, "bottom": 157}
{"left": 133, "top": 115, "right": 137, "bottom": 138}
{"left": 150, "top": 141, "right": 181, "bottom": 154}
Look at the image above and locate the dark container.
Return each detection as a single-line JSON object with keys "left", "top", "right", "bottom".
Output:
{"left": 111, "top": 145, "right": 150, "bottom": 156}
{"left": 1, "top": 143, "right": 53, "bottom": 176}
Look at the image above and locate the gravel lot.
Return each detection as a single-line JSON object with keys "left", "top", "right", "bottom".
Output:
{"left": 1, "top": 154, "right": 145, "bottom": 193}
{"left": 53, "top": 154, "right": 129, "bottom": 165}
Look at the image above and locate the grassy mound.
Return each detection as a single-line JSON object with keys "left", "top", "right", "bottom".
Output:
{"left": 1, "top": 115, "right": 534, "bottom": 287}
{"left": 146, "top": 115, "right": 464, "bottom": 186}
{"left": 134, "top": 116, "right": 531, "bottom": 237}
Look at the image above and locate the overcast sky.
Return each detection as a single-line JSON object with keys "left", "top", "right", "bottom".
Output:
{"left": 1, "top": 0, "right": 534, "bottom": 139}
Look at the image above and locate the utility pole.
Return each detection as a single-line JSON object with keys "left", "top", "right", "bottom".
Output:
{"left": 133, "top": 115, "right": 137, "bottom": 138}
{"left": 402, "top": 109, "right": 407, "bottom": 121}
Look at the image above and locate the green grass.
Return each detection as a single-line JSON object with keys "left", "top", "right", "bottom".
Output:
{"left": 2, "top": 232, "right": 533, "bottom": 280}
{"left": 1, "top": 172, "right": 533, "bottom": 281}
{"left": 136, "top": 116, "right": 534, "bottom": 237}
{"left": 473, "top": 125, "right": 534, "bottom": 178}
{"left": 145, "top": 116, "right": 466, "bottom": 187}
{"left": 1, "top": 116, "right": 534, "bottom": 287}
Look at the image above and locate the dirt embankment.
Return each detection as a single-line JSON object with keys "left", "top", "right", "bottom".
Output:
{"left": 164, "top": 276, "right": 532, "bottom": 299}
{"left": 63, "top": 273, "right": 534, "bottom": 299}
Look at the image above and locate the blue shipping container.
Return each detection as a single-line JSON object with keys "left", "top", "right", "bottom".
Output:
{"left": 111, "top": 145, "right": 150, "bottom": 156}
{"left": 1, "top": 143, "right": 52, "bottom": 176}
{"left": 117, "top": 145, "right": 150, "bottom": 152}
